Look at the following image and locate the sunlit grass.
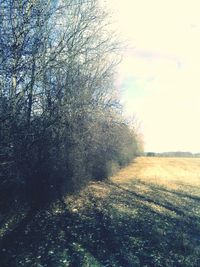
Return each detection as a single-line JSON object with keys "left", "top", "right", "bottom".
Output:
{"left": 2, "top": 157, "right": 200, "bottom": 266}
{"left": 112, "top": 156, "right": 200, "bottom": 192}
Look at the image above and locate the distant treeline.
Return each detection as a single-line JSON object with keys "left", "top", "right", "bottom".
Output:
{"left": 146, "top": 152, "right": 200, "bottom": 158}
{"left": 0, "top": 0, "right": 143, "bottom": 212}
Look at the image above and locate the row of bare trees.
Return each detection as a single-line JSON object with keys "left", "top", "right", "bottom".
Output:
{"left": 0, "top": 0, "right": 143, "bottom": 211}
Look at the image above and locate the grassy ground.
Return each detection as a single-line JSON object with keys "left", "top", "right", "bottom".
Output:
{"left": 1, "top": 157, "right": 200, "bottom": 266}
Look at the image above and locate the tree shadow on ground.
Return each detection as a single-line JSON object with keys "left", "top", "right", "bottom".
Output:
{"left": 1, "top": 179, "right": 200, "bottom": 266}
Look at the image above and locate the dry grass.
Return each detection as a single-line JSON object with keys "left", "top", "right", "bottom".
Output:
{"left": 2, "top": 157, "right": 200, "bottom": 266}
{"left": 112, "top": 156, "right": 200, "bottom": 191}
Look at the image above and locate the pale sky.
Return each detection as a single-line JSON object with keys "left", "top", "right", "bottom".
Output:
{"left": 104, "top": 0, "right": 200, "bottom": 153}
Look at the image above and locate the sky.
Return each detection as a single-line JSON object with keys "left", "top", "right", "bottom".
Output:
{"left": 103, "top": 0, "right": 200, "bottom": 153}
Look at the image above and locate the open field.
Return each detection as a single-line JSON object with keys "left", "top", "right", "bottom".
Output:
{"left": 112, "top": 156, "right": 200, "bottom": 193}
{"left": 1, "top": 157, "right": 200, "bottom": 266}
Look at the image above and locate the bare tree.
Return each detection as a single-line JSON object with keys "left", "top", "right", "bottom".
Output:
{"left": 0, "top": 0, "right": 143, "bottom": 213}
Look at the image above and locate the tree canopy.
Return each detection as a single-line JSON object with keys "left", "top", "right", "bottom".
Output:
{"left": 0, "top": 0, "right": 143, "bottom": 211}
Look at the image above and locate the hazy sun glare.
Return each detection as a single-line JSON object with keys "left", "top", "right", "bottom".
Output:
{"left": 105, "top": 0, "right": 200, "bottom": 152}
